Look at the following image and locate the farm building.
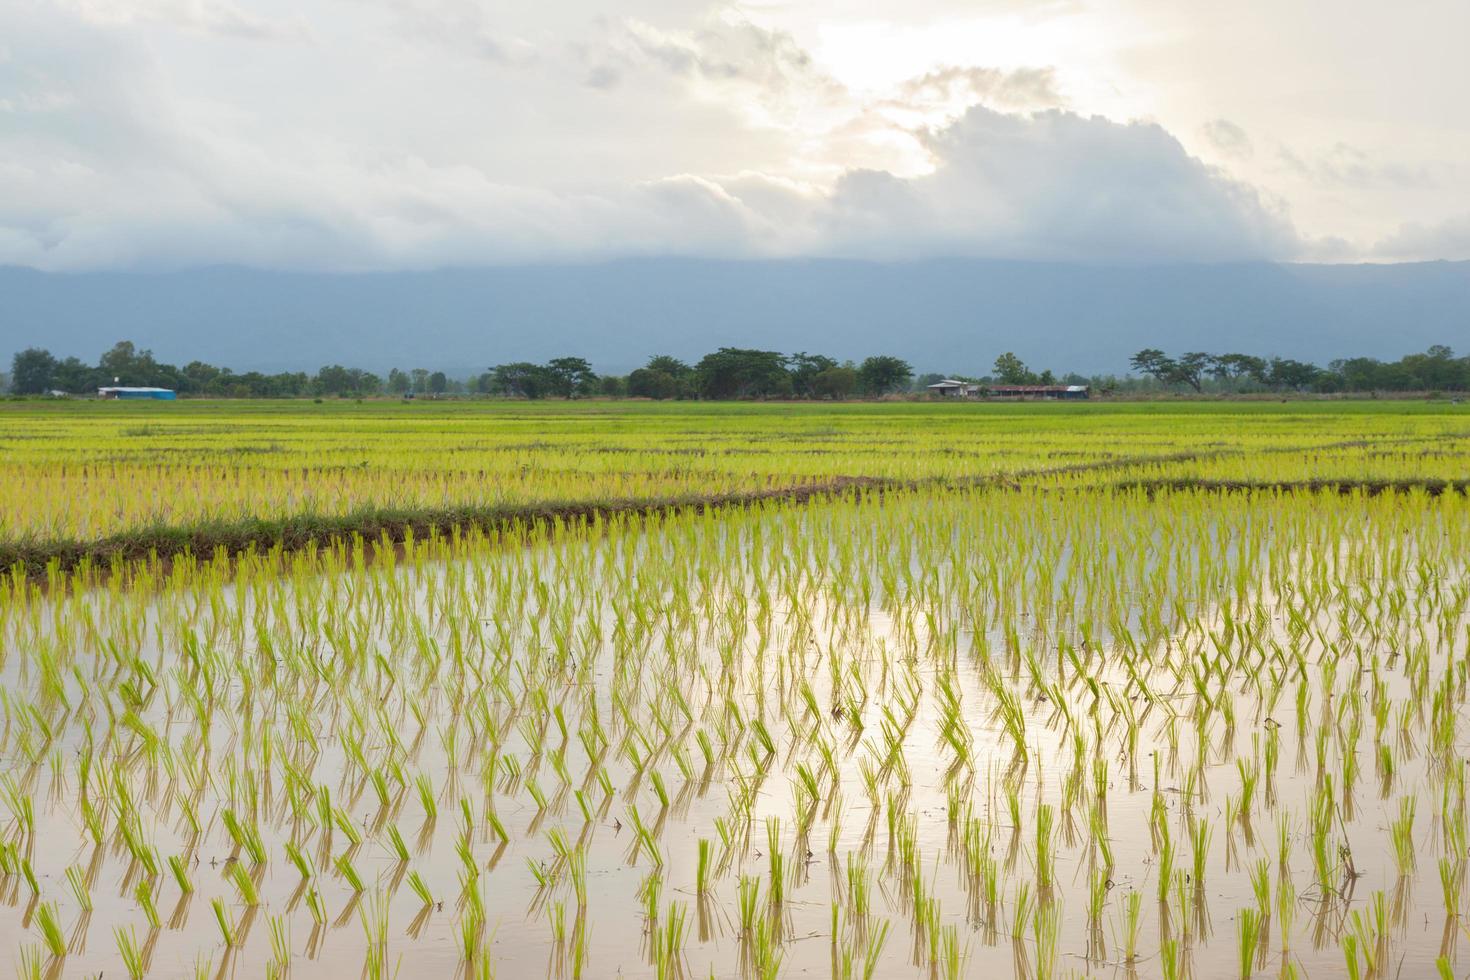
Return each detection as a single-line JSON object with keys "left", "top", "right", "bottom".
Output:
{"left": 988, "top": 384, "right": 1090, "bottom": 400}
{"left": 98, "top": 386, "right": 177, "bottom": 400}
{"left": 926, "top": 379, "right": 982, "bottom": 398}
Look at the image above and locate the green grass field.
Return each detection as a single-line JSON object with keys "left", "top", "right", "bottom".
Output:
{"left": 2, "top": 398, "right": 1467, "bottom": 573}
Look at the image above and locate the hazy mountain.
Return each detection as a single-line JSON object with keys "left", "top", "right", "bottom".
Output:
{"left": 3, "top": 259, "right": 1466, "bottom": 376}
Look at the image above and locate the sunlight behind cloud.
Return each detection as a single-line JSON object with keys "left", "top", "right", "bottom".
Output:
{"left": 0, "top": 0, "right": 1466, "bottom": 267}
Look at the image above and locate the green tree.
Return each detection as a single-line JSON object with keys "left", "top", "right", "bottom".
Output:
{"left": 786, "top": 352, "right": 838, "bottom": 398}
{"left": 993, "top": 352, "right": 1036, "bottom": 385}
{"left": 811, "top": 365, "right": 858, "bottom": 400}
{"left": 1400, "top": 345, "right": 1465, "bottom": 390}
{"left": 313, "top": 365, "right": 381, "bottom": 396}
{"left": 183, "top": 361, "right": 223, "bottom": 393}
{"left": 1210, "top": 353, "right": 1269, "bottom": 385}
{"left": 546, "top": 357, "right": 597, "bottom": 398}
{"left": 1172, "top": 352, "right": 1211, "bottom": 392}
{"left": 1267, "top": 357, "right": 1320, "bottom": 391}
{"left": 428, "top": 371, "right": 448, "bottom": 394}
{"left": 387, "top": 369, "right": 411, "bottom": 394}
{"left": 857, "top": 355, "right": 913, "bottom": 396}
{"left": 10, "top": 348, "right": 58, "bottom": 394}
{"left": 1128, "top": 349, "right": 1177, "bottom": 386}
{"left": 645, "top": 355, "right": 692, "bottom": 378}
{"left": 98, "top": 341, "right": 161, "bottom": 386}
{"left": 626, "top": 367, "right": 679, "bottom": 400}
{"left": 694, "top": 348, "right": 792, "bottom": 399}
{"left": 490, "top": 362, "right": 553, "bottom": 399}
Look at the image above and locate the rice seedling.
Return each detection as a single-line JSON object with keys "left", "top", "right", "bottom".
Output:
{"left": 1121, "top": 890, "right": 1143, "bottom": 962}
{"left": 64, "top": 865, "right": 92, "bottom": 911}
{"left": 115, "top": 926, "right": 145, "bottom": 980}
{"left": 1237, "top": 908, "right": 1262, "bottom": 978}
{"left": 336, "top": 853, "right": 366, "bottom": 893}
{"left": 1034, "top": 803, "right": 1056, "bottom": 890}
{"left": 34, "top": 903, "right": 65, "bottom": 960}
{"left": 137, "top": 878, "right": 161, "bottom": 929}
{"left": 1391, "top": 796, "right": 1417, "bottom": 875}
{"left": 1439, "top": 858, "right": 1462, "bottom": 917}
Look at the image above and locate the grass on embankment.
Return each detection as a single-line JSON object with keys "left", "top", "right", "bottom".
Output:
{"left": 1, "top": 478, "right": 900, "bottom": 580}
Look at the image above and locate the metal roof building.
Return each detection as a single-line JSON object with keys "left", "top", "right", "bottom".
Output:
{"left": 987, "top": 384, "right": 1090, "bottom": 400}
{"left": 98, "top": 386, "right": 177, "bottom": 400}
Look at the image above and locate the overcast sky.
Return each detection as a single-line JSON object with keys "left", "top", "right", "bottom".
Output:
{"left": 2, "top": 0, "right": 1466, "bottom": 270}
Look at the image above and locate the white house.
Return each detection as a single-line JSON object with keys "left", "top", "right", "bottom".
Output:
{"left": 926, "top": 379, "right": 981, "bottom": 398}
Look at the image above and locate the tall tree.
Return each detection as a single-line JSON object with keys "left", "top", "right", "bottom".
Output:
{"left": 644, "top": 355, "right": 692, "bottom": 378}
{"left": 1129, "top": 349, "right": 1178, "bottom": 386}
{"left": 993, "top": 352, "right": 1036, "bottom": 385}
{"left": 546, "top": 357, "right": 597, "bottom": 398}
{"left": 490, "top": 362, "right": 553, "bottom": 399}
{"left": 313, "top": 365, "right": 381, "bottom": 396}
{"left": 1267, "top": 357, "right": 1320, "bottom": 391}
{"left": 1210, "top": 353, "right": 1269, "bottom": 384}
{"left": 786, "top": 352, "right": 838, "bottom": 398}
{"left": 857, "top": 355, "right": 913, "bottom": 396}
{"left": 811, "top": 365, "right": 858, "bottom": 400}
{"left": 98, "top": 341, "right": 159, "bottom": 385}
{"left": 626, "top": 367, "right": 678, "bottom": 400}
{"left": 695, "top": 348, "right": 792, "bottom": 399}
{"left": 1171, "top": 352, "right": 1211, "bottom": 392}
{"left": 10, "top": 348, "right": 58, "bottom": 395}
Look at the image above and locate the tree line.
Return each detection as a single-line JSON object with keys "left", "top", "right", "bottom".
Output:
{"left": 1128, "top": 346, "right": 1470, "bottom": 393}
{"left": 7, "top": 340, "right": 1467, "bottom": 399}
{"left": 6, "top": 343, "right": 917, "bottom": 400}
{"left": 476, "top": 351, "right": 915, "bottom": 400}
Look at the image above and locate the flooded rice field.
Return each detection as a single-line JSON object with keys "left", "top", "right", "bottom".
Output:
{"left": 1, "top": 486, "right": 1468, "bottom": 978}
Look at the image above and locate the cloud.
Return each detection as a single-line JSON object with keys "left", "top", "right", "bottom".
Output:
{"left": 0, "top": 1, "right": 1300, "bottom": 270}
{"left": 381, "top": 0, "right": 538, "bottom": 66}
{"left": 818, "top": 108, "right": 1298, "bottom": 262}
{"left": 894, "top": 66, "right": 1064, "bottom": 112}
{"left": 586, "top": 12, "right": 850, "bottom": 131}
{"left": 1277, "top": 143, "right": 1439, "bottom": 190}
{"left": 1202, "top": 119, "right": 1252, "bottom": 160}
{"left": 1374, "top": 214, "right": 1470, "bottom": 262}
{"left": 56, "top": 0, "right": 308, "bottom": 41}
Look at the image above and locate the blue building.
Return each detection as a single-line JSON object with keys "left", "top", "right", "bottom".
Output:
{"left": 98, "top": 386, "right": 177, "bottom": 400}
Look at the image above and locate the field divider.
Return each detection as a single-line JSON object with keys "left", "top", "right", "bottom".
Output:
{"left": 4, "top": 434, "right": 1460, "bottom": 581}
{"left": 1117, "top": 477, "right": 1470, "bottom": 497}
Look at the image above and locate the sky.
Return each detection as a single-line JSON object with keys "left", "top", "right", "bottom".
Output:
{"left": 1, "top": 0, "right": 1467, "bottom": 271}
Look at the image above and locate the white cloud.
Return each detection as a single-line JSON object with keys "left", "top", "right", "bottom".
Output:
{"left": 2, "top": 0, "right": 1461, "bottom": 270}
{"left": 816, "top": 107, "right": 1297, "bottom": 262}
{"left": 1201, "top": 119, "right": 1251, "bottom": 160}
{"left": 56, "top": 0, "right": 308, "bottom": 40}
{"left": 1277, "top": 143, "right": 1440, "bottom": 191}
{"left": 1375, "top": 215, "right": 1470, "bottom": 263}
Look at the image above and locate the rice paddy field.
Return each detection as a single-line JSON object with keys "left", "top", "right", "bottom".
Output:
{"left": 2, "top": 398, "right": 1470, "bottom": 979}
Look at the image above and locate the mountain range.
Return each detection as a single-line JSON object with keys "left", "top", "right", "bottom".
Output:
{"left": 3, "top": 258, "right": 1466, "bottom": 376}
